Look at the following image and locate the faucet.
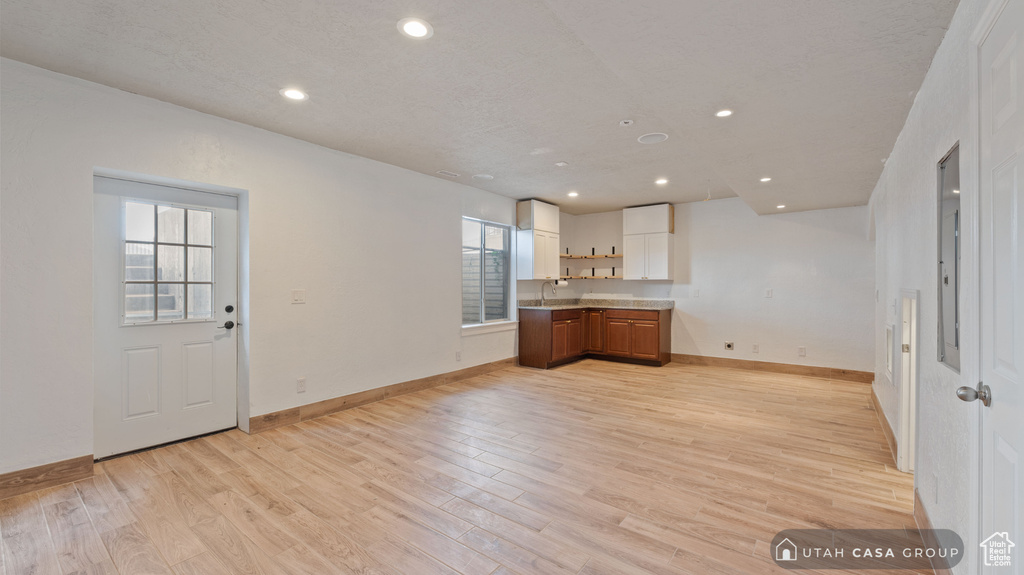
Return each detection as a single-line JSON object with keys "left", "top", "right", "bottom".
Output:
{"left": 541, "top": 281, "right": 556, "bottom": 305}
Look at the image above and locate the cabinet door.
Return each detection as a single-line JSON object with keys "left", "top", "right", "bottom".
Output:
{"left": 645, "top": 233, "right": 671, "bottom": 280}
{"left": 566, "top": 319, "right": 583, "bottom": 358}
{"left": 605, "top": 318, "right": 632, "bottom": 356}
{"left": 623, "top": 234, "right": 646, "bottom": 280}
{"left": 585, "top": 311, "right": 604, "bottom": 352}
{"left": 551, "top": 320, "right": 568, "bottom": 360}
{"left": 545, "top": 232, "right": 561, "bottom": 279}
{"left": 630, "top": 320, "right": 660, "bottom": 359}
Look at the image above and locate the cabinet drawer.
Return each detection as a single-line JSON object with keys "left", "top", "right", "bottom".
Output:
{"left": 604, "top": 309, "right": 660, "bottom": 320}
{"left": 552, "top": 309, "right": 583, "bottom": 321}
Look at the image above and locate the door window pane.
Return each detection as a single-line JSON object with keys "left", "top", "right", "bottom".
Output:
{"left": 125, "top": 202, "right": 155, "bottom": 242}
{"left": 157, "top": 206, "right": 185, "bottom": 243}
{"left": 188, "top": 284, "right": 213, "bottom": 319}
{"left": 158, "top": 283, "right": 184, "bottom": 320}
{"left": 124, "top": 283, "right": 155, "bottom": 323}
{"left": 188, "top": 210, "right": 213, "bottom": 246}
{"left": 157, "top": 245, "right": 184, "bottom": 281}
{"left": 188, "top": 247, "right": 212, "bottom": 282}
{"left": 125, "top": 243, "right": 155, "bottom": 281}
{"left": 123, "top": 200, "right": 216, "bottom": 324}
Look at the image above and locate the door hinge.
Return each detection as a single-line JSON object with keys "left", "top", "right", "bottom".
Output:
{"left": 902, "top": 344, "right": 910, "bottom": 353}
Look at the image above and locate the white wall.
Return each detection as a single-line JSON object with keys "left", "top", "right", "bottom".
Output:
{"left": 869, "top": 0, "right": 990, "bottom": 570}
{"left": 520, "top": 198, "right": 875, "bottom": 371}
{"left": 0, "top": 59, "right": 515, "bottom": 474}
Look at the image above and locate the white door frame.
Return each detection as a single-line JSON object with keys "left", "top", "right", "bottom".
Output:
{"left": 898, "top": 289, "right": 919, "bottom": 473}
{"left": 93, "top": 167, "right": 253, "bottom": 433}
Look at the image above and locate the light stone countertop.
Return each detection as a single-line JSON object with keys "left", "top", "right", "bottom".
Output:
{"left": 517, "top": 298, "right": 674, "bottom": 311}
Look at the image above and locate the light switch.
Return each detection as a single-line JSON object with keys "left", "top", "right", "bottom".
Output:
{"left": 692, "top": 288, "right": 699, "bottom": 298}
{"left": 798, "top": 346, "right": 806, "bottom": 357}
{"left": 764, "top": 289, "right": 773, "bottom": 298}
{"left": 291, "top": 289, "right": 306, "bottom": 304}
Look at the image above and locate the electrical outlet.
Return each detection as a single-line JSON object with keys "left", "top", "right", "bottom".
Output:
{"left": 798, "top": 346, "right": 806, "bottom": 357}
{"left": 296, "top": 377, "right": 306, "bottom": 393}
{"left": 455, "top": 351, "right": 462, "bottom": 361}
{"left": 724, "top": 341, "right": 734, "bottom": 350}
{"left": 752, "top": 344, "right": 759, "bottom": 353}
{"left": 291, "top": 289, "right": 306, "bottom": 304}
{"left": 692, "top": 288, "right": 700, "bottom": 298}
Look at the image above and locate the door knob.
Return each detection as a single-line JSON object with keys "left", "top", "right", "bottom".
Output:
{"left": 956, "top": 382, "right": 992, "bottom": 406}
{"left": 217, "top": 320, "right": 235, "bottom": 330}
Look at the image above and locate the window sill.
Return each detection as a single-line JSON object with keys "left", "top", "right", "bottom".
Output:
{"left": 461, "top": 320, "right": 518, "bottom": 336}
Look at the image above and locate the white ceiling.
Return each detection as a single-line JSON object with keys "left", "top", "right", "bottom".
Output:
{"left": 0, "top": 0, "right": 958, "bottom": 215}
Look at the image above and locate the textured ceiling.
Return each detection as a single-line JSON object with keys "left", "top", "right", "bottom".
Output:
{"left": 0, "top": 0, "right": 958, "bottom": 215}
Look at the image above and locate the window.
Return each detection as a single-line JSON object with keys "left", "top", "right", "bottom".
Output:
{"left": 123, "top": 200, "right": 214, "bottom": 324}
{"left": 462, "top": 217, "right": 511, "bottom": 325}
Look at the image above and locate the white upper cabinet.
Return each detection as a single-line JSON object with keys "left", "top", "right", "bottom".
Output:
{"left": 623, "top": 204, "right": 673, "bottom": 235}
{"left": 516, "top": 200, "right": 561, "bottom": 280}
{"left": 517, "top": 200, "right": 559, "bottom": 234}
{"left": 622, "top": 204, "right": 674, "bottom": 280}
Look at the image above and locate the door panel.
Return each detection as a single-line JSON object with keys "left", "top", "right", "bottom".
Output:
{"left": 94, "top": 176, "right": 238, "bottom": 458}
{"left": 546, "top": 232, "right": 561, "bottom": 280}
{"left": 533, "top": 232, "right": 549, "bottom": 280}
{"left": 551, "top": 320, "right": 568, "bottom": 361}
{"left": 566, "top": 320, "right": 583, "bottom": 358}
{"left": 631, "top": 320, "right": 660, "bottom": 360}
{"left": 585, "top": 311, "right": 605, "bottom": 353}
{"left": 978, "top": 0, "right": 1023, "bottom": 561}
{"left": 606, "top": 319, "right": 631, "bottom": 356}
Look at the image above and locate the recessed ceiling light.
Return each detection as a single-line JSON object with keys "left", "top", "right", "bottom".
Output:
{"left": 280, "top": 88, "right": 308, "bottom": 101}
{"left": 655, "top": 179, "right": 668, "bottom": 185}
{"left": 637, "top": 133, "right": 669, "bottom": 144}
{"left": 555, "top": 161, "right": 569, "bottom": 167}
{"left": 777, "top": 205, "right": 786, "bottom": 209}
{"left": 760, "top": 177, "right": 772, "bottom": 182}
{"left": 398, "top": 17, "right": 433, "bottom": 39}
{"left": 953, "top": 189, "right": 960, "bottom": 194}
{"left": 567, "top": 191, "right": 579, "bottom": 197}
{"left": 716, "top": 109, "right": 733, "bottom": 117}
{"left": 472, "top": 174, "right": 494, "bottom": 181}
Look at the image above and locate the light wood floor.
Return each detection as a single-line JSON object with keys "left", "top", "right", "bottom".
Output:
{"left": 0, "top": 360, "right": 921, "bottom": 575}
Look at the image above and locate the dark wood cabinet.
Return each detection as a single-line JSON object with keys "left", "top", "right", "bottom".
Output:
{"left": 583, "top": 310, "right": 606, "bottom": 353}
{"left": 519, "top": 307, "right": 670, "bottom": 369}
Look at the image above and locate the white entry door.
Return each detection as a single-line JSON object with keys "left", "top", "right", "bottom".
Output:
{"left": 977, "top": 0, "right": 1023, "bottom": 569}
{"left": 93, "top": 176, "right": 238, "bottom": 458}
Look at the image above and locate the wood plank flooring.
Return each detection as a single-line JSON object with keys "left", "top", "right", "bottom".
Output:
{"left": 0, "top": 360, "right": 922, "bottom": 574}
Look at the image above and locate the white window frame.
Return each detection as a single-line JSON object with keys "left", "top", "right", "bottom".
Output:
{"left": 461, "top": 216, "right": 513, "bottom": 327}
{"left": 120, "top": 197, "right": 218, "bottom": 326}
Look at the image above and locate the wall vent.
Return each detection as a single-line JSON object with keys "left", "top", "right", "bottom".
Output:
{"left": 436, "top": 170, "right": 460, "bottom": 178}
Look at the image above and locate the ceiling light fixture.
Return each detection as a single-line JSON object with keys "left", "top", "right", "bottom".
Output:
{"left": 637, "top": 133, "right": 669, "bottom": 144}
{"left": 398, "top": 17, "right": 433, "bottom": 39}
{"left": 567, "top": 191, "right": 579, "bottom": 197}
{"left": 555, "top": 161, "right": 569, "bottom": 167}
{"left": 760, "top": 177, "right": 772, "bottom": 182}
{"left": 777, "top": 205, "right": 786, "bottom": 209}
{"left": 280, "top": 88, "right": 308, "bottom": 101}
{"left": 953, "top": 189, "right": 960, "bottom": 194}
{"left": 655, "top": 179, "right": 668, "bottom": 185}
{"left": 716, "top": 109, "right": 733, "bottom": 117}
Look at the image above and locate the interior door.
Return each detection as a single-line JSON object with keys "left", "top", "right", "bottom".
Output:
{"left": 93, "top": 176, "right": 238, "bottom": 458}
{"left": 978, "top": 0, "right": 1023, "bottom": 566}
